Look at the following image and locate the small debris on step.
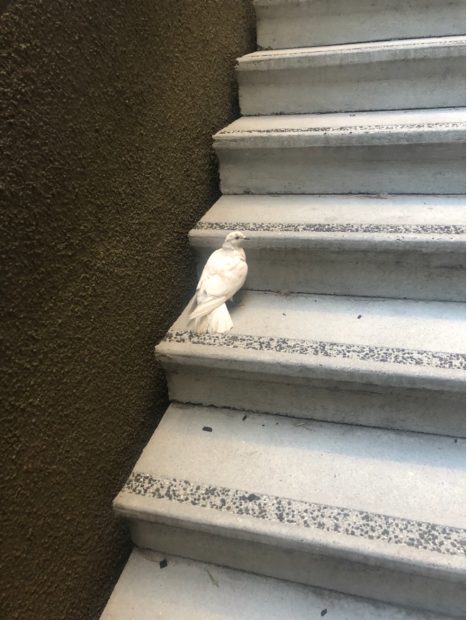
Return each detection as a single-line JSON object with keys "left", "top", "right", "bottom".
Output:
{"left": 159, "top": 559, "right": 168, "bottom": 569}
{"left": 321, "top": 610, "right": 328, "bottom": 617}
{"left": 205, "top": 568, "right": 219, "bottom": 587}
{"left": 295, "top": 421, "right": 313, "bottom": 431}
{"left": 242, "top": 415, "right": 248, "bottom": 421}
{"left": 202, "top": 426, "right": 213, "bottom": 433}
{"left": 357, "top": 315, "right": 362, "bottom": 319}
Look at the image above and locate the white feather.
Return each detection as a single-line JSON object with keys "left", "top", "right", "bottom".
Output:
{"left": 187, "top": 232, "right": 248, "bottom": 333}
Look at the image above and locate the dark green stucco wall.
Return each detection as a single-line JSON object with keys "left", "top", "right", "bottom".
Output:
{"left": 0, "top": 1, "right": 256, "bottom": 618}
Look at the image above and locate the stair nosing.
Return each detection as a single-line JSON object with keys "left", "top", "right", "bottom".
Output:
{"left": 156, "top": 289, "right": 465, "bottom": 393}
{"left": 115, "top": 489, "right": 465, "bottom": 581}
{"left": 214, "top": 108, "right": 466, "bottom": 149}
{"left": 237, "top": 35, "right": 466, "bottom": 71}
{"left": 190, "top": 224, "right": 466, "bottom": 253}
{"left": 113, "top": 404, "right": 465, "bottom": 581}
{"left": 157, "top": 335, "right": 465, "bottom": 392}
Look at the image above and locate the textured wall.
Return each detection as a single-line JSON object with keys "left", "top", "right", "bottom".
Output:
{"left": 0, "top": 1, "right": 256, "bottom": 618}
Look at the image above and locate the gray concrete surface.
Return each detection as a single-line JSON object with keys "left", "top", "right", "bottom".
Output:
{"left": 112, "top": 404, "right": 465, "bottom": 615}
{"left": 254, "top": 0, "right": 466, "bottom": 49}
{"left": 101, "top": 548, "right": 457, "bottom": 619}
{"left": 156, "top": 291, "right": 465, "bottom": 435}
{"left": 214, "top": 108, "right": 466, "bottom": 194}
{"left": 190, "top": 194, "right": 466, "bottom": 300}
{"left": 101, "top": 548, "right": 458, "bottom": 619}
{"left": 107, "top": 0, "right": 466, "bottom": 615}
{"left": 238, "top": 36, "right": 466, "bottom": 114}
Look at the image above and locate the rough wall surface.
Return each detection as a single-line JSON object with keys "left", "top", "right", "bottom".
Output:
{"left": 0, "top": 1, "right": 256, "bottom": 618}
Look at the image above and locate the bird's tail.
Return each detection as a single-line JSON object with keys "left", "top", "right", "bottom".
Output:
{"left": 188, "top": 296, "right": 223, "bottom": 321}
{"left": 188, "top": 302, "right": 233, "bottom": 334}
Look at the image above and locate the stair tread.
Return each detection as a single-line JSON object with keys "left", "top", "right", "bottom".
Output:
{"left": 191, "top": 194, "right": 466, "bottom": 251}
{"left": 254, "top": 0, "right": 466, "bottom": 51}
{"left": 114, "top": 403, "right": 465, "bottom": 578}
{"left": 214, "top": 108, "right": 465, "bottom": 148}
{"left": 238, "top": 35, "right": 465, "bottom": 70}
{"left": 102, "top": 548, "right": 456, "bottom": 620}
{"left": 156, "top": 291, "right": 465, "bottom": 391}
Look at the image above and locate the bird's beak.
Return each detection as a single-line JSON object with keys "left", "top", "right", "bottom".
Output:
{"left": 243, "top": 236, "right": 250, "bottom": 241}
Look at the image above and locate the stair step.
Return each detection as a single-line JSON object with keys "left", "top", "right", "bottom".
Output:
{"left": 214, "top": 108, "right": 465, "bottom": 195}
{"left": 190, "top": 194, "right": 466, "bottom": 301}
{"left": 238, "top": 36, "right": 466, "bottom": 115}
{"left": 102, "top": 549, "right": 459, "bottom": 620}
{"left": 113, "top": 403, "right": 466, "bottom": 616}
{"left": 254, "top": 0, "right": 466, "bottom": 50}
{"left": 155, "top": 291, "right": 465, "bottom": 436}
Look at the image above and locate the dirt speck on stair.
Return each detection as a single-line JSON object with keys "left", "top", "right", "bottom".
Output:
{"left": 205, "top": 568, "right": 219, "bottom": 587}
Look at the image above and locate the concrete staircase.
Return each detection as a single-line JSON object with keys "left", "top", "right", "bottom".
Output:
{"left": 102, "top": 1, "right": 466, "bottom": 618}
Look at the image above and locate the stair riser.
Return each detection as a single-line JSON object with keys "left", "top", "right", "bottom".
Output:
{"left": 165, "top": 367, "right": 465, "bottom": 437}
{"left": 128, "top": 519, "right": 465, "bottom": 616}
{"left": 239, "top": 56, "right": 465, "bottom": 115}
{"left": 194, "top": 247, "right": 466, "bottom": 301}
{"left": 255, "top": 0, "right": 466, "bottom": 49}
{"left": 217, "top": 143, "right": 465, "bottom": 194}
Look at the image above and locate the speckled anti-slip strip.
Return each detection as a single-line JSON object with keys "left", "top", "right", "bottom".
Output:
{"left": 123, "top": 472, "right": 465, "bottom": 556}
{"left": 242, "top": 37, "right": 465, "bottom": 63}
{"left": 217, "top": 121, "right": 465, "bottom": 137}
{"left": 262, "top": 38, "right": 464, "bottom": 55}
{"left": 194, "top": 222, "right": 465, "bottom": 235}
{"left": 163, "top": 331, "right": 466, "bottom": 371}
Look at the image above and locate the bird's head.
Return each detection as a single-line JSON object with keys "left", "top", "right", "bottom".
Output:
{"left": 224, "top": 231, "right": 248, "bottom": 248}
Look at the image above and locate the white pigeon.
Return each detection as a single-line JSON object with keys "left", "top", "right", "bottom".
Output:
{"left": 187, "top": 231, "right": 248, "bottom": 333}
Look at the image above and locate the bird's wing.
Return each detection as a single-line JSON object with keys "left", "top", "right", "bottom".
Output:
{"left": 198, "top": 250, "right": 246, "bottom": 296}
{"left": 190, "top": 249, "right": 247, "bottom": 320}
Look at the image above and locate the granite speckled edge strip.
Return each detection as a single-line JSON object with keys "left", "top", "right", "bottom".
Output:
{"left": 217, "top": 121, "right": 465, "bottom": 137}
{"left": 194, "top": 222, "right": 466, "bottom": 235}
{"left": 163, "top": 331, "right": 466, "bottom": 371}
{"left": 123, "top": 472, "right": 465, "bottom": 556}
{"left": 241, "top": 37, "right": 465, "bottom": 63}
